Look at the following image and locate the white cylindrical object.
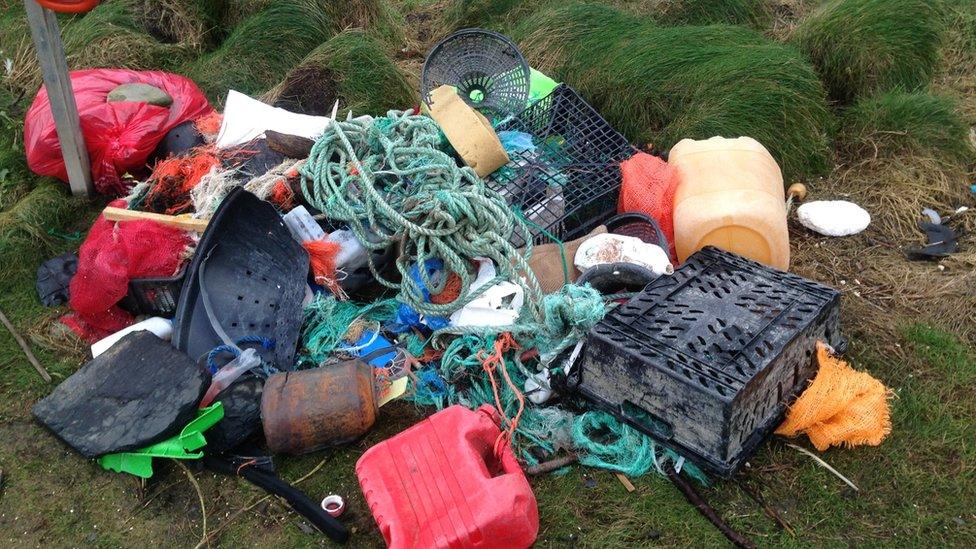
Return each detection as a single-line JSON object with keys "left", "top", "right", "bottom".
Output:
{"left": 282, "top": 206, "right": 326, "bottom": 243}
{"left": 321, "top": 494, "right": 345, "bottom": 518}
{"left": 90, "top": 317, "right": 173, "bottom": 358}
{"left": 328, "top": 229, "right": 368, "bottom": 270}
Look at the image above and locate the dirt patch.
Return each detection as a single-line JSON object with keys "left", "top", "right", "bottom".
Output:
{"left": 269, "top": 65, "right": 344, "bottom": 117}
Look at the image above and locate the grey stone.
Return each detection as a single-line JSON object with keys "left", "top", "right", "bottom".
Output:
{"left": 107, "top": 83, "right": 173, "bottom": 107}
{"left": 32, "top": 331, "right": 210, "bottom": 458}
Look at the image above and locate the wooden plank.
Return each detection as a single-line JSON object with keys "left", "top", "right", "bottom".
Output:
{"left": 24, "top": 0, "right": 93, "bottom": 197}
{"left": 102, "top": 207, "right": 210, "bottom": 233}
{"left": 615, "top": 472, "right": 636, "bottom": 493}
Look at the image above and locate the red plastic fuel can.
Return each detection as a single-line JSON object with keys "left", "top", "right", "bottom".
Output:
{"left": 356, "top": 405, "right": 539, "bottom": 548}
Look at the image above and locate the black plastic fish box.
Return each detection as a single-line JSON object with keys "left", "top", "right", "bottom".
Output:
{"left": 574, "top": 246, "right": 842, "bottom": 476}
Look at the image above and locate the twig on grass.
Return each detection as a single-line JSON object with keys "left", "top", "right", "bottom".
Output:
{"left": 786, "top": 443, "right": 860, "bottom": 493}
{"left": 525, "top": 454, "right": 578, "bottom": 475}
{"left": 177, "top": 462, "right": 208, "bottom": 549}
{"left": 666, "top": 467, "right": 756, "bottom": 549}
{"left": 0, "top": 307, "right": 51, "bottom": 382}
{"left": 736, "top": 479, "right": 795, "bottom": 536}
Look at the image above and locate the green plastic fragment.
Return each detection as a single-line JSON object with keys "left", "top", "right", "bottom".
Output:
{"left": 528, "top": 68, "right": 560, "bottom": 105}
{"left": 98, "top": 403, "right": 225, "bottom": 479}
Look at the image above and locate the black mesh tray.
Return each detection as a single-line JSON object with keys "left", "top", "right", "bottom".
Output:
{"left": 488, "top": 84, "right": 636, "bottom": 247}
{"left": 119, "top": 266, "right": 187, "bottom": 318}
{"left": 574, "top": 246, "right": 842, "bottom": 476}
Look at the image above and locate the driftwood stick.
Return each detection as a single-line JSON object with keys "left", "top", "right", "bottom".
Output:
{"left": 666, "top": 467, "right": 756, "bottom": 549}
{"left": 0, "top": 307, "right": 51, "bottom": 382}
{"left": 525, "top": 454, "right": 579, "bottom": 475}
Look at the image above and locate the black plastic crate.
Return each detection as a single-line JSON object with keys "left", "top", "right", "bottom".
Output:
{"left": 489, "top": 84, "right": 636, "bottom": 247}
{"left": 574, "top": 246, "right": 841, "bottom": 476}
{"left": 118, "top": 266, "right": 187, "bottom": 318}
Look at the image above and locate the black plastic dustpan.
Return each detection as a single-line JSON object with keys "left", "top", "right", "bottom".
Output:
{"left": 173, "top": 188, "right": 309, "bottom": 370}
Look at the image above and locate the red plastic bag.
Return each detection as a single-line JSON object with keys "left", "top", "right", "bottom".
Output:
{"left": 63, "top": 200, "right": 192, "bottom": 342}
{"left": 25, "top": 69, "right": 213, "bottom": 195}
{"left": 618, "top": 152, "right": 679, "bottom": 259}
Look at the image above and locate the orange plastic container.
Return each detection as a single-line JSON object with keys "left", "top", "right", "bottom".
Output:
{"left": 670, "top": 136, "right": 790, "bottom": 270}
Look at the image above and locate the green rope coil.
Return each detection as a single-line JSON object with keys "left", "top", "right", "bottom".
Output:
{"left": 300, "top": 110, "right": 544, "bottom": 320}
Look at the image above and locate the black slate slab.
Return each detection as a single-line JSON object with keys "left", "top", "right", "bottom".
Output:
{"left": 32, "top": 331, "right": 211, "bottom": 458}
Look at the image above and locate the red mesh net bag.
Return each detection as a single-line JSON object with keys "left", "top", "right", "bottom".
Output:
{"left": 63, "top": 200, "right": 192, "bottom": 342}
{"left": 25, "top": 69, "right": 213, "bottom": 195}
{"left": 618, "top": 152, "right": 679, "bottom": 259}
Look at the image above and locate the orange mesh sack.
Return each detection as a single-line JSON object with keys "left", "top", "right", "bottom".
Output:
{"left": 618, "top": 152, "right": 678, "bottom": 258}
{"left": 776, "top": 342, "right": 892, "bottom": 451}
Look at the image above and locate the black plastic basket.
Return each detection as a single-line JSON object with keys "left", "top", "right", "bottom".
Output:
{"left": 119, "top": 266, "right": 187, "bottom": 318}
{"left": 489, "top": 84, "right": 636, "bottom": 247}
{"left": 573, "top": 246, "right": 842, "bottom": 476}
{"left": 605, "top": 212, "right": 670, "bottom": 251}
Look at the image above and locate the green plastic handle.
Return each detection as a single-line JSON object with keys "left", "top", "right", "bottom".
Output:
{"left": 98, "top": 403, "right": 225, "bottom": 478}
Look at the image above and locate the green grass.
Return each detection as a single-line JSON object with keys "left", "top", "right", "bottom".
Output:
{"left": 266, "top": 29, "right": 415, "bottom": 116}
{"left": 793, "top": 0, "right": 947, "bottom": 102}
{"left": 650, "top": 0, "right": 770, "bottom": 27}
{"left": 512, "top": 2, "right": 833, "bottom": 179}
{"left": 440, "top": 0, "right": 548, "bottom": 33}
{"left": 122, "top": 0, "right": 224, "bottom": 48}
{"left": 1, "top": 0, "right": 207, "bottom": 95}
{"left": 441, "top": 0, "right": 770, "bottom": 32}
{"left": 837, "top": 89, "right": 974, "bottom": 163}
{"left": 185, "top": 0, "right": 337, "bottom": 101}
{"left": 0, "top": 86, "right": 32, "bottom": 210}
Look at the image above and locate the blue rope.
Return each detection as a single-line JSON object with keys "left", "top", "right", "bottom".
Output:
{"left": 206, "top": 336, "right": 276, "bottom": 374}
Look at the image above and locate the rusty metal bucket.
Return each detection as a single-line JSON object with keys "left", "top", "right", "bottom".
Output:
{"left": 261, "top": 359, "right": 377, "bottom": 455}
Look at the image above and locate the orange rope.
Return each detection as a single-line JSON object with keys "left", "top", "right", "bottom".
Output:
{"left": 303, "top": 239, "right": 342, "bottom": 296}
{"left": 194, "top": 111, "right": 223, "bottom": 136}
{"left": 430, "top": 272, "right": 463, "bottom": 304}
{"left": 270, "top": 179, "right": 295, "bottom": 210}
{"left": 477, "top": 332, "right": 525, "bottom": 455}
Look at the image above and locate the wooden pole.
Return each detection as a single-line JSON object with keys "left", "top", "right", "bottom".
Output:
{"left": 102, "top": 207, "right": 210, "bottom": 233}
{"left": 24, "top": 0, "right": 93, "bottom": 197}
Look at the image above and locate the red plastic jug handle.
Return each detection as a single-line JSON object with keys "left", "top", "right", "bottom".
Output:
{"left": 34, "top": 0, "right": 100, "bottom": 14}
{"left": 498, "top": 445, "right": 523, "bottom": 476}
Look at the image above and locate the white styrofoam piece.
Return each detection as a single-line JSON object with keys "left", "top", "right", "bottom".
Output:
{"left": 797, "top": 200, "right": 871, "bottom": 237}
{"left": 449, "top": 259, "right": 524, "bottom": 328}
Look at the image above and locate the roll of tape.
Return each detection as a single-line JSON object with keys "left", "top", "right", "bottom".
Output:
{"left": 428, "top": 85, "right": 509, "bottom": 178}
{"left": 321, "top": 494, "right": 345, "bottom": 518}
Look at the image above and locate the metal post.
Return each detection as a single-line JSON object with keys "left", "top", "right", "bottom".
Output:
{"left": 23, "top": 0, "right": 93, "bottom": 197}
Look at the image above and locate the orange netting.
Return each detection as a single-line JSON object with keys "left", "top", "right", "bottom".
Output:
{"left": 776, "top": 342, "right": 892, "bottom": 451}
{"left": 429, "top": 272, "right": 463, "bottom": 304}
{"left": 143, "top": 148, "right": 221, "bottom": 214}
{"left": 477, "top": 332, "right": 525, "bottom": 455}
{"left": 194, "top": 111, "right": 223, "bottom": 137}
{"left": 303, "top": 239, "right": 343, "bottom": 296}
{"left": 269, "top": 179, "right": 296, "bottom": 210}
{"left": 618, "top": 151, "right": 679, "bottom": 259}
